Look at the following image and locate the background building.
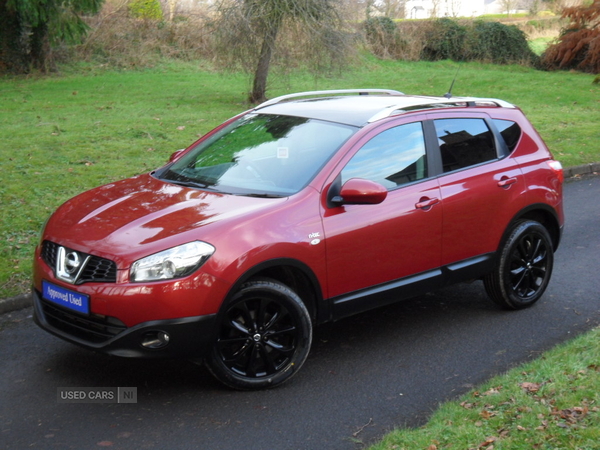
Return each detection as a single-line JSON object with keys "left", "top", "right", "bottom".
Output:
{"left": 405, "top": 0, "right": 508, "bottom": 19}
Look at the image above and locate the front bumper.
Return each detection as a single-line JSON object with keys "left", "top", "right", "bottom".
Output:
{"left": 32, "top": 289, "right": 217, "bottom": 358}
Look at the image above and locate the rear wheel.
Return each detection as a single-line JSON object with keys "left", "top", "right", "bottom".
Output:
{"left": 206, "top": 278, "right": 312, "bottom": 390}
{"left": 484, "top": 220, "right": 554, "bottom": 310}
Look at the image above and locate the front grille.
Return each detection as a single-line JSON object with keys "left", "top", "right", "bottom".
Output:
{"left": 41, "top": 241, "right": 117, "bottom": 284}
{"left": 79, "top": 257, "right": 118, "bottom": 283}
{"left": 42, "top": 240, "right": 58, "bottom": 268}
{"left": 40, "top": 294, "right": 127, "bottom": 343}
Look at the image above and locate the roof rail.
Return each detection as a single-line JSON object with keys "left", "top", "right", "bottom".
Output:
{"left": 366, "top": 96, "right": 517, "bottom": 123}
{"left": 255, "top": 89, "right": 404, "bottom": 109}
{"left": 454, "top": 97, "right": 516, "bottom": 108}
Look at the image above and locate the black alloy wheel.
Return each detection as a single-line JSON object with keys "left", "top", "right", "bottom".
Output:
{"left": 484, "top": 220, "right": 554, "bottom": 310}
{"left": 206, "top": 278, "right": 312, "bottom": 390}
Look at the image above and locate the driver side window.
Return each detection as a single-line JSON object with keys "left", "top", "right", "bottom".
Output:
{"left": 341, "top": 122, "right": 427, "bottom": 190}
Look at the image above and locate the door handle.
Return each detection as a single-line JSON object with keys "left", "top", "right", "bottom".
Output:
{"left": 415, "top": 197, "right": 439, "bottom": 210}
{"left": 498, "top": 176, "right": 517, "bottom": 188}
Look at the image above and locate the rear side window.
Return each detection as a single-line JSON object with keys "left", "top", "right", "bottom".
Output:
{"left": 493, "top": 119, "right": 522, "bottom": 153}
{"left": 434, "top": 118, "right": 497, "bottom": 173}
{"left": 341, "top": 122, "right": 427, "bottom": 189}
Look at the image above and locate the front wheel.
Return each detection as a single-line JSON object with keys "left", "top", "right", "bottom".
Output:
{"left": 206, "top": 278, "right": 312, "bottom": 390}
{"left": 484, "top": 220, "right": 554, "bottom": 310}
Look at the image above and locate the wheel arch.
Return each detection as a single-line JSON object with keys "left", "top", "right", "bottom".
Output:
{"left": 224, "top": 259, "right": 327, "bottom": 325}
{"left": 504, "top": 204, "right": 562, "bottom": 252}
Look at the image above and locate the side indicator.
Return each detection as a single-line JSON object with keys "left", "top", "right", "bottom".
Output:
{"left": 310, "top": 239, "right": 321, "bottom": 246}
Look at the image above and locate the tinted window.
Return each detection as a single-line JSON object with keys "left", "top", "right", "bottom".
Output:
{"left": 341, "top": 122, "right": 427, "bottom": 189}
{"left": 434, "top": 118, "right": 497, "bottom": 173}
{"left": 493, "top": 119, "right": 521, "bottom": 153}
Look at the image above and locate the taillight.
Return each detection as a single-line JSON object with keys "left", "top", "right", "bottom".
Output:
{"left": 547, "top": 160, "right": 564, "bottom": 184}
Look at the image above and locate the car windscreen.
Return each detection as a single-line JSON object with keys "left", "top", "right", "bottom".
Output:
{"left": 157, "top": 113, "right": 357, "bottom": 197}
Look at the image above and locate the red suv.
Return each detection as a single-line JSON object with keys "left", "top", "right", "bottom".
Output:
{"left": 33, "top": 90, "right": 564, "bottom": 389}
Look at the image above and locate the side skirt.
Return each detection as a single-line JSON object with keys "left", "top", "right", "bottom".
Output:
{"left": 330, "top": 253, "right": 496, "bottom": 322}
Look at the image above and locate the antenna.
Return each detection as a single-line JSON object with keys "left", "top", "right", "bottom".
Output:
{"left": 444, "top": 66, "right": 461, "bottom": 99}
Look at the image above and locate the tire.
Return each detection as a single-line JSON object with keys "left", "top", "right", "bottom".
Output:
{"left": 484, "top": 220, "right": 554, "bottom": 310}
{"left": 206, "top": 278, "right": 312, "bottom": 390}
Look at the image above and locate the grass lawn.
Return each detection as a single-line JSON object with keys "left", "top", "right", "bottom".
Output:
{"left": 0, "top": 57, "right": 599, "bottom": 299}
{"left": 529, "top": 36, "right": 556, "bottom": 56}
{"left": 0, "top": 56, "right": 598, "bottom": 450}
{"left": 370, "top": 326, "right": 600, "bottom": 450}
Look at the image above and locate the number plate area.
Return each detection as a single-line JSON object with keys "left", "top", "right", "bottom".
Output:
{"left": 42, "top": 280, "right": 90, "bottom": 315}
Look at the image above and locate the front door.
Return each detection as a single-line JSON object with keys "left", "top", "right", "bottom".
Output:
{"left": 321, "top": 121, "right": 443, "bottom": 316}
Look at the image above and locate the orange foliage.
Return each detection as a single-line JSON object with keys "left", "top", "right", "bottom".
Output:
{"left": 543, "top": 0, "right": 600, "bottom": 73}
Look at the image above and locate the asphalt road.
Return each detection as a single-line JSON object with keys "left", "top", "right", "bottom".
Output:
{"left": 1, "top": 174, "right": 599, "bottom": 450}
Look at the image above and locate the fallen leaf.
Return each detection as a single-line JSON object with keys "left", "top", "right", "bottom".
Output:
{"left": 477, "top": 436, "right": 496, "bottom": 448}
{"left": 482, "top": 387, "right": 502, "bottom": 396}
{"left": 480, "top": 410, "right": 495, "bottom": 420}
{"left": 520, "top": 382, "right": 541, "bottom": 393}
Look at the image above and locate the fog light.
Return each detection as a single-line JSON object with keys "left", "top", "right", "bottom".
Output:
{"left": 141, "top": 331, "right": 170, "bottom": 349}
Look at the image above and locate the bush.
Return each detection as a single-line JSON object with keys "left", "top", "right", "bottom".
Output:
{"left": 467, "top": 21, "right": 538, "bottom": 64}
{"left": 128, "top": 0, "right": 163, "bottom": 20}
{"left": 76, "top": 3, "right": 212, "bottom": 67}
{"left": 421, "top": 18, "right": 468, "bottom": 61}
{"left": 542, "top": 0, "right": 600, "bottom": 74}
{"left": 419, "top": 18, "right": 538, "bottom": 65}
{"left": 364, "top": 16, "right": 406, "bottom": 58}
{"left": 520, "top": 17, "right": 564, "bottom": 40}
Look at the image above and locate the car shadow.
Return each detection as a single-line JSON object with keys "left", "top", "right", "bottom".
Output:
{"left": 44, "top": 280, "right": 506, "bottom": 395}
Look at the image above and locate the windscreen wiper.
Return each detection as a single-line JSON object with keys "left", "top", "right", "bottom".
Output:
{"left": 239, "top": 193, "right": 284, "bottom": 198}
{"left": 167, "top": 179, "right": 212, "bottom": 190}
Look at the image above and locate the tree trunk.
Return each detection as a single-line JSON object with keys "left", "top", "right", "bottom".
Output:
{"left": 30, "top": 21, "right": 52, "bottom": 72}
{"left": 249, "top": 18, "right": 281, "bottom": 104}
{"left": 0, "top": 0, "right": 29, "bottom": 74}
{"left": 168, "top": 0, "right": 177, "bottom": 22}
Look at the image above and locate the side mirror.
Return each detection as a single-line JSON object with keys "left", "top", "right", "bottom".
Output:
{"left": 169, "top": 149, "right": 185, "bottom": 162}
{"left": 331, "top": 178, "right": 387, "bottom": 205}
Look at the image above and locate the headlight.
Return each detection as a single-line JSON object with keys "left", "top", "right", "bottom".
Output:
{"left": 130, "top": 241, "right": 215, "bottom": 282}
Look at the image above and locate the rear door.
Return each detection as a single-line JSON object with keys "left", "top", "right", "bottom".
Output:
{"left": 429, "top": 113, "right": 528, "bottom": 269}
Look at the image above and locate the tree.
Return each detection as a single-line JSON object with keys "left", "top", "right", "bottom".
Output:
{"left": 0, "top": 0, "right": 104, "bottom": 74}
{"left": 370, "top": 0, "right": 405, "bottom": 19}
{"left": 212, "top": 0, "right": 351, "bottom": 103}
{"left": 542, "top": 0, "right": 600, "bottom": 73}
{"left": 430, "top": 0, "right": 442, "bottom": 18}
{"left": 448, "top": 0, "right": 462, "bottom": 17}
{"left": 338, "top": 0, "right": 367, "bottom": 22}
{"left": 498, "top": 0, "right": 519, "bottom": 17}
